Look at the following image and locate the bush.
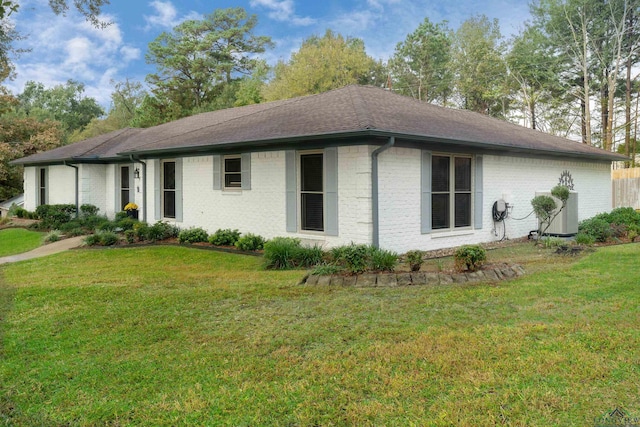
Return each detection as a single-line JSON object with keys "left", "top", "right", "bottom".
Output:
{"left": 84, "top": 234, "right": 102, "bottom": 246}
{"left": 65, "top": 227, "right": 86, "bottom": 237}
{"left": 133, "top": 222, "right": 149, "bottom": 241}
{"left": 235, "top": 233, "right": 265, "bottom": 251}
{"left": 99, "top": 231, "right": 119, "bottom": 246}
{"left": 297, "top": 245, "right": 325, "bottom": 268}
{"left": 44, "top": 230, "right": 62, "bottom": 243}
{"left": 578, "top": 217, "right": 611, "bottom": 242}
{"left": 574, "top": 233, "right": 595, "bottom": 245}
{"left": 454, "top": 245, "right": 486, "bottom": 272}
{"left": 116, "top": 217, "right": 138, "bottom": 232}
{"left": 35, "top": 204, "right": 77, "bottom": 229}
{"left": 602, "top": 207, "right": 640, "bottom": 228}
{"left": 146, "top": 222, "right": 180, "bottom": 242}
{"left": 311, "top": 264, "right": 345, "bottom": 276}
{"left": 209, "top": 228, "right": 241, "bottom": 246}
{"left": 405, "top": 250, "right": 423, "bottom": 272}
{"left": 370, "top": 248, "right": 398, "bottom": 272}
{"left": 98, "top": 221, "right": 118, "bottom": 232}
{"left": 80, "top": 204, "right": 99, "bottom": 217}
{"left": 115, "top": 211, "right": 129, "bottom": 222}
{"left": 13, "top": 207, "right": 29, "bottom": 218}
{"left": 124, "top": 229, "right": 135, "bottom": 244}
{"left": 178, "top": 227, "right": 209, "bottom": 244}
{"left": 331, "top": 244, "right": 372, "bottom": 274}
{"left": 263, "top": 237, "right": 302, "bottom": 269}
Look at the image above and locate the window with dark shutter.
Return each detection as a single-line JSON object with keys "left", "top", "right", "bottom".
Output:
{"left": 163, "top": 161, "right": 176, "bottom": 219}
{"left": 432, "top": 155, "right": 472, "bottom": 230}
{"left": 300, "top": 153, "right": 323, "bottom": 232}
{"left": 38, "top": 168, "right": 46, "bottom": 206}
{"left": 121, "top": 166, "right": 130, "bottom": 210}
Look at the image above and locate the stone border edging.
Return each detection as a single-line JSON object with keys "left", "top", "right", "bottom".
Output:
{"left": 302, "top": 264, "right": 525, "bottom": 287}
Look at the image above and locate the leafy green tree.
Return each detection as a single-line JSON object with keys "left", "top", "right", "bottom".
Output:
{"left": 145, "top": 7, "right": 272, "bottom": 114}
{"left": 69, "top": 79, "right": 147, "bottom": 141}
{"left": 263, "top": 30, "right": 381, "bottom": 101}
{"left": 0, "top": 0, "right": 109, "bottom": 27}
{"left": 454, "top": 15, "right": 510, "bottom": 117}
{"left": 0, "top": 107, "right": 64, "bottom": 200}
{"left": 17, "top": 80, "right": 103, "bottom": 136}
{"left": 389, "top": 18, "right": 454, "bottom": 105}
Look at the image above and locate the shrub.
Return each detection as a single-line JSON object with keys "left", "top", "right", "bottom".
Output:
{"left": 405, "top": 250, "right": 423, "bottom": 272}
{"left": 35, "top": 204, "right": 76, "bottom": 229}
{"left": 578, "top": 217, "right": 611, "bottom": 242}
{"left": 84, "top": 234, "right": 102, "bottom": 246}
{"left": 146, "top": 222, "right": 180, "bottom": 242}
{"left": 454, "top": 245, "right": 486, "bottom": 272}
{"left": 603, "top": 207, "right": 640, "bottom": 228}
{"left": 331, "top": 244, "right": 373, "bottom": 274}
{"left": 99, "top": 231, "right": 119, "bottom": 246}
{"left": 80, "top": 204, "right": 99, "bottom": 217}
{"left": 133, "top": 222, "right": 149, "bottom": 241}
{"left": 44, "top": 230, "right": 62, "bottom": 243}
{"left": 65, "top": 227, "right": 85, "bottom": 237}
{"left": 235, "top": 233, "right": 265, "bottom": 251}
{"left": 82, "top": 215, "right": 110, "bottom": 231}
{"left": 574, "top": 233, "right": 595, "bottom": 245}
{"left": 14, "top": 207, "right": 29, "bottom": 218}
{"left": 263, "top": 237, "right": 301, "bottom": 269}
{"left": 115, "top": 211, "right": 129, "bottom": 222}
{"left": 116, "top": 217, "right": 138, "bottom": 232}
{"left": 297, "top": 244, "right": 325, "bottom": 268}
{"left": 370, "top": 248, "right": 398, "bottom": 272}
{"left": 124, "top": 229, "right": 135, "bottom": 244}
{"left": 98, "top": 221, "right": 118, "bottom": 232}
{"left": 209, "top": 228, "right": 241, "bottom": 246}
{"left": 178, "top": 227, "right": 209, "bottom": 244}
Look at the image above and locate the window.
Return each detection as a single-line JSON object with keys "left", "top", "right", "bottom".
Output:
{"left": 224, "top": 156, "right": 241, "bottom": 189}
{"left": 38, "top": 168, "right": 46, "bottom": 206}
{"left": 300, "top": 153, "right": 323, "bottom": 232}
{"left": 121, "top": 166, "right": 130, "bottom": 210}
{"left": 432, "top": 155, "right": 472, "bottom": 230}
{"left": 163, "top": 161, "right": 176, "bottom": 219}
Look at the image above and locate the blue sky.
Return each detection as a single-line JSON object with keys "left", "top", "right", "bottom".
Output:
{"left": 6, "top": 0, "right": 532, "bottom": 109}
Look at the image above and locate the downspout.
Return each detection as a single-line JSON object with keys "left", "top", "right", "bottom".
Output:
{"left": 131, "top": 155, "right": 147, "bottom": 223}
{"left": 371, "top": 137, "right": 395, "bottom": 248}
{"left": 63, "top": 161, "right": 79, "bottom": 218}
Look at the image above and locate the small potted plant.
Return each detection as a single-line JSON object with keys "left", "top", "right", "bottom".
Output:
{"left": 124, "top": 202, "right": 139, "bottom": 219}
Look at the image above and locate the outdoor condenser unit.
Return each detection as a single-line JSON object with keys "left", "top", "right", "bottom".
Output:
{"left": 534, "top": 191, "right": 579, "bottom": 236}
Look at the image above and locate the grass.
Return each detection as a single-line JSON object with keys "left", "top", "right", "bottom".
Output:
{"left": 0, "top": 229, "right": 43, "bottom": 257}
{"left": 1, "top": 244, "right": 639, "bottom": 425}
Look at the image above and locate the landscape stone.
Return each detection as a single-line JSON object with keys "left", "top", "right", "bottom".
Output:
{"left": 439, "top": 274, "right": 453, "bottom": 284}
{"left": 513, "top": 264, "right": 525, "bottom": 276}
{"left": 357, "top": 274, "right": 377, "bottom": 287}
{"left": 501, "top": 267, "right": 516, "bottom": 278}
{"left": 330, "top": 275, "right": 344, "bottom": 286}
{"left": 483, "top": 269, "right": 499, "bottom": 281}
{"left": 396, "top": 273, "right": 412, "bottom": 286}
{"left": 317, "top": 275, "right": 332, "bottom": 286}
{"left": 466, "top": 270, "right": 485, "bottom": 282}
{"left": 343, "top": 275, "right": 357, "bottom": 286}
{"left": 411, "top": 272, "right": 426, "bottom": 285}
{"left": 451, "top": 273, "right": 468, "bottom": 283}
{"left": 424, "top": 272, "right": 439, "bottom": 285}
{"left": 305, "top": 274, "right": 318, "bottom": 285}
{"left": 377, "top": 273, "right": 398, "bottom": 287}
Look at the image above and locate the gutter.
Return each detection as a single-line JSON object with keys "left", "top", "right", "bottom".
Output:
{"left": 371, "top": 137, "right": 395, "bottom": 248}
{"left": 130, "top": 155, "right": 147, "bottom": 223}
{"left": 63, "top": 161, "right": 79, "bottom": 218}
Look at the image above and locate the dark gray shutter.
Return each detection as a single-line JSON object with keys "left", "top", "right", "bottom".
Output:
{"left": 474, "top": 155, "right": 483, "bottom": 229}
{"left": 324, "top": 147, "right": 338, "bottom": 236}
{"left": 421, "top": 150, "right": 432, "bottom": 234}
{"left": 154, "top": 160, "right": 161, "bottom": 221}
{"left": 212, "top": 155, "right": 221, "bottom": 190}
{"left": 241, "top": 153, "right": 251, "bottom": 190}
{"left": 285, "top": 150, "right": 297, "bottom": 232}
{"left": 175, "top": 158, "right": 183, "bottom": 222}
{"left": 114, "top": 165, "right": 120, "bottom": 211}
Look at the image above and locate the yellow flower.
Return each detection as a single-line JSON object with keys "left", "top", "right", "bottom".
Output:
{"left": 124, "top": 202, "right": 139, "bottom": 211}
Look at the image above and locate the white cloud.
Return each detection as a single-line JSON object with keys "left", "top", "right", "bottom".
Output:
{"left": 143, "top": 1, "right": 201, "bottom": 30}
{"left": 250, "top": 0, "right": 316, "bottom": 26}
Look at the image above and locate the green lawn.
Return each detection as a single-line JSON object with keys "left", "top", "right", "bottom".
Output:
{"left": 0, "top": 228, "right": 43, "bottom": 257}
{"left": 0, "top": 245, "right": 638, "bottom": 425}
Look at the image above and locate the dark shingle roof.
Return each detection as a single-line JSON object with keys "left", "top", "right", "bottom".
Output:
{"left": 13, "top": 85, "right": 624, "bottom": 165}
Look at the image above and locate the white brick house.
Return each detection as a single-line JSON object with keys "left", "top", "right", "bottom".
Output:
{"left": 13, "top": 86, "right": 623, "bottom": 252}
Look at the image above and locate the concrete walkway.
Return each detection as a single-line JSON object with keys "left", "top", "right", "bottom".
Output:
{"left": 0, "top": 236, "right": 85, "bottom": 265}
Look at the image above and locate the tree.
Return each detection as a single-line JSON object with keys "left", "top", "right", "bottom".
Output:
{"left": 145, "top": 7, "right": 272, "bottom": 114}
{"left": 0, "top": 105, "right": 64, "bottom": 200}
{"left": 389, "top": 18, "right": 453, "bottom": 105}
{"left": 0, "top": 0, "right": 109, "bottom": 27}
{"left": 453, "top": 15, "right": 510, "bottom": 117}
{"left": 531, "top": 184, "right": 570, "bottom": 243}
{"left": 16, "top": 80, "right": 103, "bottom": 137}
{"left": 69, "top": 79, "right": 147, "bottom": 141}
{"left": 263, "top": 30, "right": 381, "bottom": 101}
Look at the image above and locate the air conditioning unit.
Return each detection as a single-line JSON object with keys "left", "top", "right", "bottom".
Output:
{"left": 535, "top": 191, "right": 578, "bottom": 236}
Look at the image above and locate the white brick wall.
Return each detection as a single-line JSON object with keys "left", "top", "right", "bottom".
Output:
{"left": 79, "top": 164, "right": 107, "bottom": 214}
{"left": 377, "top": 148, "right": 612, "bottom": 253}
{"left": 177, "top": 147, "right": 372, "bottom": 248}
{"left": 22, "top": 167, "right": 37, "bottom": 211}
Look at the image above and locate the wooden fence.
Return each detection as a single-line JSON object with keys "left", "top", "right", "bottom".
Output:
{"left": 612, "top": 168, "right": 640, "bottom": 209}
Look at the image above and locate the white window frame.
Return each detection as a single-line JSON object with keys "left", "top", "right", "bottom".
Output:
{"left": 161, "top": 159, "right": 176, "bottom": 219}
{"left": 298, "top": 150, "right": 324, "bottom": 233}
{"left": 431, "top": 153, "right": 473, "bottom": 231}
{"left": 223, "top": 155, "right": 242, "bottom": 190}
